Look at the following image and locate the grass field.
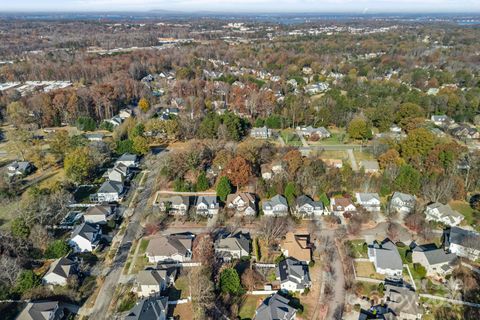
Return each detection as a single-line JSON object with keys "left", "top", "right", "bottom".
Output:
{"left": 354, "top": 261, "right": 385, "bottom": 280}
{"left": 450, "top": 200, "right": 480, "bottom": 230}
{"left": 239, "top": 295, "right": 266, "bottom": 320}
{"left": 346, "top": 240, "right": 368, "bottom": 258}
{"left": 280, "top": 129, "right": 302, "bottom": 146}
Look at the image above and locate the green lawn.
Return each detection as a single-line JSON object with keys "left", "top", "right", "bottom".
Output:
{"left": 139, "top": 239, "right": 150, "bottom": 253}
{"left": 346, "top": 239, "right": 368, "bottom": 258}
{"left": 450, "top": 200, "right": 480, "bottom": 231}
{"left": 239, "top": 295, "right": 265, "bottom": 320}
{"left": 309, "top": 132, "right": 346, "bottom": 145}
{"left": 280, "top": 130, "right": 302, "bottom": 146}
{"left": 0, "top": 200, "right": 19, "bottom": 230}
{"left": 168, "top": 275, "right": 191, "bottom": 300}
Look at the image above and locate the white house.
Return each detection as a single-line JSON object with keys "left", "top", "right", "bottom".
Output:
{"left": 7, "top": 161, "right": 34, "bottom": 177}
{"left": 95, "top": 180, "right": 125, "bottom": 202}
{"left": 17, "top": 301, "right": 64, "bottom": 320}
{"left": 125, "top": 296, "right": 168, "bottom": 320}
{"left": 42, "top": 257, "right": 76, "bottom": 286}
{"left": 157, "top": 196, "right": 190, "bottom": 215}
{"left": 145, "top": 233, "right": 194, "bottom": 263}
{"left": 294, "top": 195, "right": 324, "bottom": 218}
{"left": 390, "top": 192, "right": 416, "bottom": 217}
{"left": 412, "top": 244, "right": 456, "bottom": 278}
{"left": 368, "top": 239, "right": 403, "bottom": 279}
{"left": 194, "top": 196, "right": 219, "bottom": 217}
{"left": 355, "top": 192, "right": 381, "bottom": 212}
{"left": 115, "top": 153, "right": 139, "bottom": 168}
{"left": 254, "top": 294, "right": 297, "bottom": 320}
{"left": 262, "top": 194, "right": 289, "bottom": 216}
{"left": 83, "top": 205, "right": 116, "bottom": 224}
{"left": 425, "top": 202, "right": 464, "bottom": 227}
{"left": 107, "top": 163, "right": 130, "bottom": 183}
{"left": 69, "top": 222, "right": 102, "bottom": 252}
{"left": 277, "top": 257, "right": 311, "bottom": 293}
{"left": 444, "top": 227, "right": 480, "bottom": 261}
{"left": 225, "top": 192, "right": 257, "bottom": 216}
{"left": 250, "top": 126, "right": 271, "bottom": 139}
{"left": 135, "top": 269, "right": 169, "bottom": 297}
{"left": 330, "top": 197, "right": 357, "bottom": 215}
{"left": 431, "top": 115, "right": 453, "bottom": 126}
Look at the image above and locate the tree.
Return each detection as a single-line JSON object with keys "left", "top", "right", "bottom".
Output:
{"left": 64, "top": 147, "right": 96, "bottom": 184}
{"left": 189, "top": 266, "right": 215, "bottom": 320}
{"left": 224, "top": 156, "right": 252, "bottom": 188}
{"left": 44, "top": 240, "right": 70, "bottom": 259}
{"left": 394, "top": 165, "right": 421, "bottom": 194}
{"left": 241, "top": 268, "right": 263, "bottom": 291}
{"left": 132, "top": 136, "right": 150, "bottom": 155}
{"left": 395, "top": 103, "right": 424, "bottom": 130}
{"left": 284, "top": 149, "right": 303, "bottom": 178}
{"left": 216, "top": 176, "right": 232, "bottom": 202}
{"left": 14, "top": 270, "right": 41, "bottom": 295}
{"left": 401, "top": 128, "right": 436, "bottom": 163}
{"left": 138, "top": 98, "right": 150, "bottom": 113}
{"left": 116, "top": 139, "right": 135, "bottom": 154}
{"left": 76, "top": 116, "right": 96, "bottom": 131}
{"left": 195, "top": 172, "right": 209, "bottom": 192}
{"left": 347, "top": 117, "right": 372, "bottom": 140}
{"left": 220, "top": 268, "right": 242, "bottom": 295}
{"left": 11, "top": 218, "right": 30, "bottom": 239}
{"left": 378, "top": 149, "right": 404, "bottom": 169}
{"left": 284, "top": 182, "right": 298, "bottom": 207}
{"left": 259, "top": 217, "right": 289, "bottom": 246}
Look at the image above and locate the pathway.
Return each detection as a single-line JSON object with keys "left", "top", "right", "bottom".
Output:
{"left": 295, "top": 130, "right": 310, "bottom": 147}
{"left": 420, "top": 294, "right": 480, "bottom": 308}
{"left": 346, "top": 149, "right": 358, "bottom": 171}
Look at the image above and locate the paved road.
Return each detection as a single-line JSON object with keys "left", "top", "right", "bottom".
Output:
{"left": 324, "top": 229, "right": 346, "bottom": 320}
{"left": 88, "top": 155, "right": 163, "bottom": 319}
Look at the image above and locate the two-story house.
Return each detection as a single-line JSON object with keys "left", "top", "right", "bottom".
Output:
{"left": 225, "top": 192, "right": 257, "bottom": 216}
{"left": 356, "top": 192, "right": 381, "bottom": 212}
{"left": 368, "top": 239, "right": 403, "bottom": 279}
{"left": 294, "top": 195, "right": 324, "bottom": 218}
{"left": 262, "top": 194, "right": 289, "bottom": 216}
{"left": 194, "top": 196, "right": 219, "bottom": 217}
{"left": 425, "top": 202, "right": 464, "bottom": 226}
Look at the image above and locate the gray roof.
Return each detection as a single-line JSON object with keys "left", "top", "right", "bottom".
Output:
{"left": 117, "top": 153, "right": 138, "bottom": 163}
{"left": 215, "top": 232, "right": 251, "bottom": 255}
{"left": 277, "top": 257, "right": 311, "bottom": 289}
{"left": 263, "top": 194, "right": 288, "bottom": 209}
{"left": 296, "top": 195, "right": 323, "bottom": 209}
{"left": 255, "top": 293, "right": 297, "bottom": 320}
{"left": 360, "top": 160, "right": 380, "bottom": 171}
{"left": 136, "top": 269, "right": 167, "bottom": 286}
{"left": 391, "top": 192, "right": 416, "bottom": 203}
{"left": 385, "top": 284, "right": 423, "bottom": 317}
{"left": 71, "top": 222, "right": 101, "bottom": 243}
{"left": 369, "top": 239, "right": 403, "bottom": 271}
{"left": 195, "top": 195, "right": 219, "bottom": 208}
{"left": 9, "top": 161, "right": 32, "bottom": 172}
{"left": 124, "top": 296, "right": 168, "bottom": 320}
{"left": 356, "top": 193, "right": 380, "bottom": 203}
{"left": 157, "top": 195, "right": 190, "bottom": 206}
{"left": 146, "top": 234, "right": 193, "bottom": 258}
{"left": 44, "top": 257, "right": 75, "bottom": 279}
{"left": 84, "top": 205, "right": 113, "bottom": 217}
{"left": 445, "top": 227, "right": 480, "bottom": 250}
{"left": 413, "top": 245, "right": 456, "bottom": 265}
{"left": 98, "top": 180, "right": 124, "bottom": 194}
{"left": 17, "top": 301, "right": 62, "bottom": 320}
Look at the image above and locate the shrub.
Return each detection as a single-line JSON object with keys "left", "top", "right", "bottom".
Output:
{"left": 45, "top": 240, "right": 70, "bottom": 259}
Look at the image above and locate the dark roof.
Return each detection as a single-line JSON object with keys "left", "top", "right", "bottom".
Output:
{"left": 71, "top": 222, "right": 101, "bottom": 243}
{"left": 97, "top": 180, "right": 124, "bottom": 194}
{"left": 17, "top": 301, "right": 61, "bottom": 320}
{"left": 277, "top": 257, "right": 311, "bottom": 289}
{"left": 125, "top": 296, "right": 168, "bottom": 320}
{"left": 413, "top": 244, "right": 456, "bottom": 265}
{"left": 44, "top": 257, "right": 75, "bottom": 279}
{"left": 255, "top": 293, "right": 297, "bottom": 320}
{"left": 445, "top": 227, "right": 480, "bottom": 250}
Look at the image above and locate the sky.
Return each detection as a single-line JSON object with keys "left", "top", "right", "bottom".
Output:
{"left": 0, "top": 0, "right": 479, "bottom": 13}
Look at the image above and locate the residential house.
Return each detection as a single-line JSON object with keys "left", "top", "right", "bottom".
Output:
{"left": 254, "top": 293, "right": 297, "bottom": 320}
{"left": 135, "top": 269, "right": 172, "bottom": 297}
{"left": 250, "top": 126, "right": 271, "bottom": 139}
{"left": 359, "top": 160, "right": 380, "bottom": 174}
{"left": 157, "top": 196, "right": 190, "bottom": 215}
{"left": 214, "top": 232, "right": 251, "bottom": 261}
{"left": 42, "top": 257, "right": 76, "bottom": 286}
{"left": 119, "top": 108, "right": 133, "bottom": 120}
{"left": 425, "top": 202, "right": 464, "bottom": 227}
{"left": 450, "top": 125, "right": 480, "bottom": 140}
{"left": 262, "top": 195, "right": 289, "bottom": 216}
{"left": 296, "top": 126, "right": 331, "bottom": 139}
{"left": 69, "top": 222, "right": 102, "bottom": 252}
{"left": 84, "top": 133, "right": 104, "bottom": 142}
{"left": 323, "top": 158, "right": 343, "bottom": 169}
{"left": 125, "top": 296, "right": 168, "bottom": 320}
{"left": 145, "top": 233, "right": 194, "bottom": 263}
{"left": 115, "top": 153, "right": 139, "bottom": 168}
{"left": 281, "top": 232, "right": 312, "bottom": 263}
{"left": 194, "top": 196, "right": 219, "bottom": 217}
{"left": 95, "top": 180, "right": 125, "bottom": 202}
{"left": 305, "top": 82, "right": 329, "bottom": 94}
{"left": 431, "top": 115, "right": 453, "bottom": 126}
{"left": 83, "top": 205, "right": 116, "bottom": 224}
{"left": 277, "top": 257, "right": 311, "bottom": 293}
{"left": 389, "top": 125, "right": 402, "bottom": 133}
{"left": 225, "top": 192, "right": 256, "bottom": 216}
{"left": 384, "top": 284, "right": 424, "bottom": 320}
{"left": 17, "top": 301, "right": 64, "bottom": 320}
{"left": 356, "top": 193, "right": 381, "bottom": 212}
{"left": 368, "top": 239, "right": 403, "bottom": 278}
{"left": 106, "top": 116, "right": 123, "bottom": 127}
{"left": 330, "top": 197, "right": 357, "bottom": 215}
{"left": 106, "top": 163, "right": 130, "bottom": 183}
{"left": 7, "top": 161, "right": 34, "bottom": 177}
{"left": 390, "top": 192, "right": 416, "bottom": 217}
{"left": 412, "top": 244, "right": 457, "bottom": 277}
{"left": 444, "top": 227, "right": 480, "bottom": 261}
{"left": 294, "top": 195, "right": 324, "bottom": 218}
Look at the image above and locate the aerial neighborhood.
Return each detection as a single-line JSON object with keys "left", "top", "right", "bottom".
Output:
{"left": 0, "top": 9, "right": 480, "bottom": 320}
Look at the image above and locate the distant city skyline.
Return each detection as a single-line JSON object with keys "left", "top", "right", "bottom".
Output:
{"left": 1, "top": 0, "right": 479, "bottom": 13}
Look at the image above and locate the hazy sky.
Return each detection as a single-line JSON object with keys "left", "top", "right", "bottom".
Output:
{"left": 1, "top": 0, "right": 478, "bottom": 13}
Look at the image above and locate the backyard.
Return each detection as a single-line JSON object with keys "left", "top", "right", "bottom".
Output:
{"left": 346, "top": 239, "right": 368, "bottom": 259}
{"left": 239, "top": 295, "right": 266, "bottom": 320}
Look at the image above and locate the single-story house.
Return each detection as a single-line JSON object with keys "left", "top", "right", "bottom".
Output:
{"left": 145, "top": 233, "right": 194, "bottom": 263}
{"left": 214, "top": 232, "right": 251, "bottom": 261}
{"left": 157, "top": 195, "right": 190, "bottom": 215}
{"left": 277, "top": 257, "right": 311, "bottom": 293}
{"left": 444, "top": 227, "right": 480, "bottom": 261}
{"left": 425, "top": 202, "right": 464, "bottom": 227}
{"left": 355, "top": 192, "right": 381, "bottom": 212}
{"left": 83, "top": 205, "right": 116, "bottom": 224}
{"left": 42, "top": 257, "right": 76, "bottom": 286}
{"left": 390, "top": 192, "right": 416, "bottom": 217}
{"left": 281, "top": 232, "right": 312, "bottom": 263}
{"left": 95, "top": 180, "right": 125, "bottom": 203}
{"left": 194, "top": 195, "right": 219, "bottom": 217}
{"left": 296, "top": 126, "right": 330, "bottom": 139}
{"left": 359, "top": 160, "right": 380, "bottom": 174}
{"left": 226, "top": 192, "right": 257, "bottom": 216}
{"left": 254, "top": 293, "right": 297, "bottom": 320}
{"left": 368, "top": 239, "right": 403, "bottom": 279}
{"left": 69, "top": 222, "right": 102, "bottom": 253}
{"left": 17, "top": 301, "right": 64, "bottom": 320}
{"left": 294, "top": 195, "right": 324, "bottom": 218}
{"left": 7, "top": 161, "right": 34, "bottom": 177}
{"left": 412, "top": 243, "right": 457, "bottom": 277}
{"left": 262, "top": 194, "right": 289, "bottom": 216}
{"left": 125, "top": 296, "right": 168, "bottom": 320}
{"left": 330, "top": 197, "right": 357, "bottom": 215}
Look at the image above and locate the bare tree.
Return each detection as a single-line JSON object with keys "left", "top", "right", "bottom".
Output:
{"left": 422, "top": 173, "right": 456, "bottom": 203}
{"left": 258, "top": 217, "right": 290, "bottom": 246}
{"left": 189, "top": 266, "right": 215, "bottom": 320}
{"left": 241, "top": 268, "right": 264, "bottom": 291}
